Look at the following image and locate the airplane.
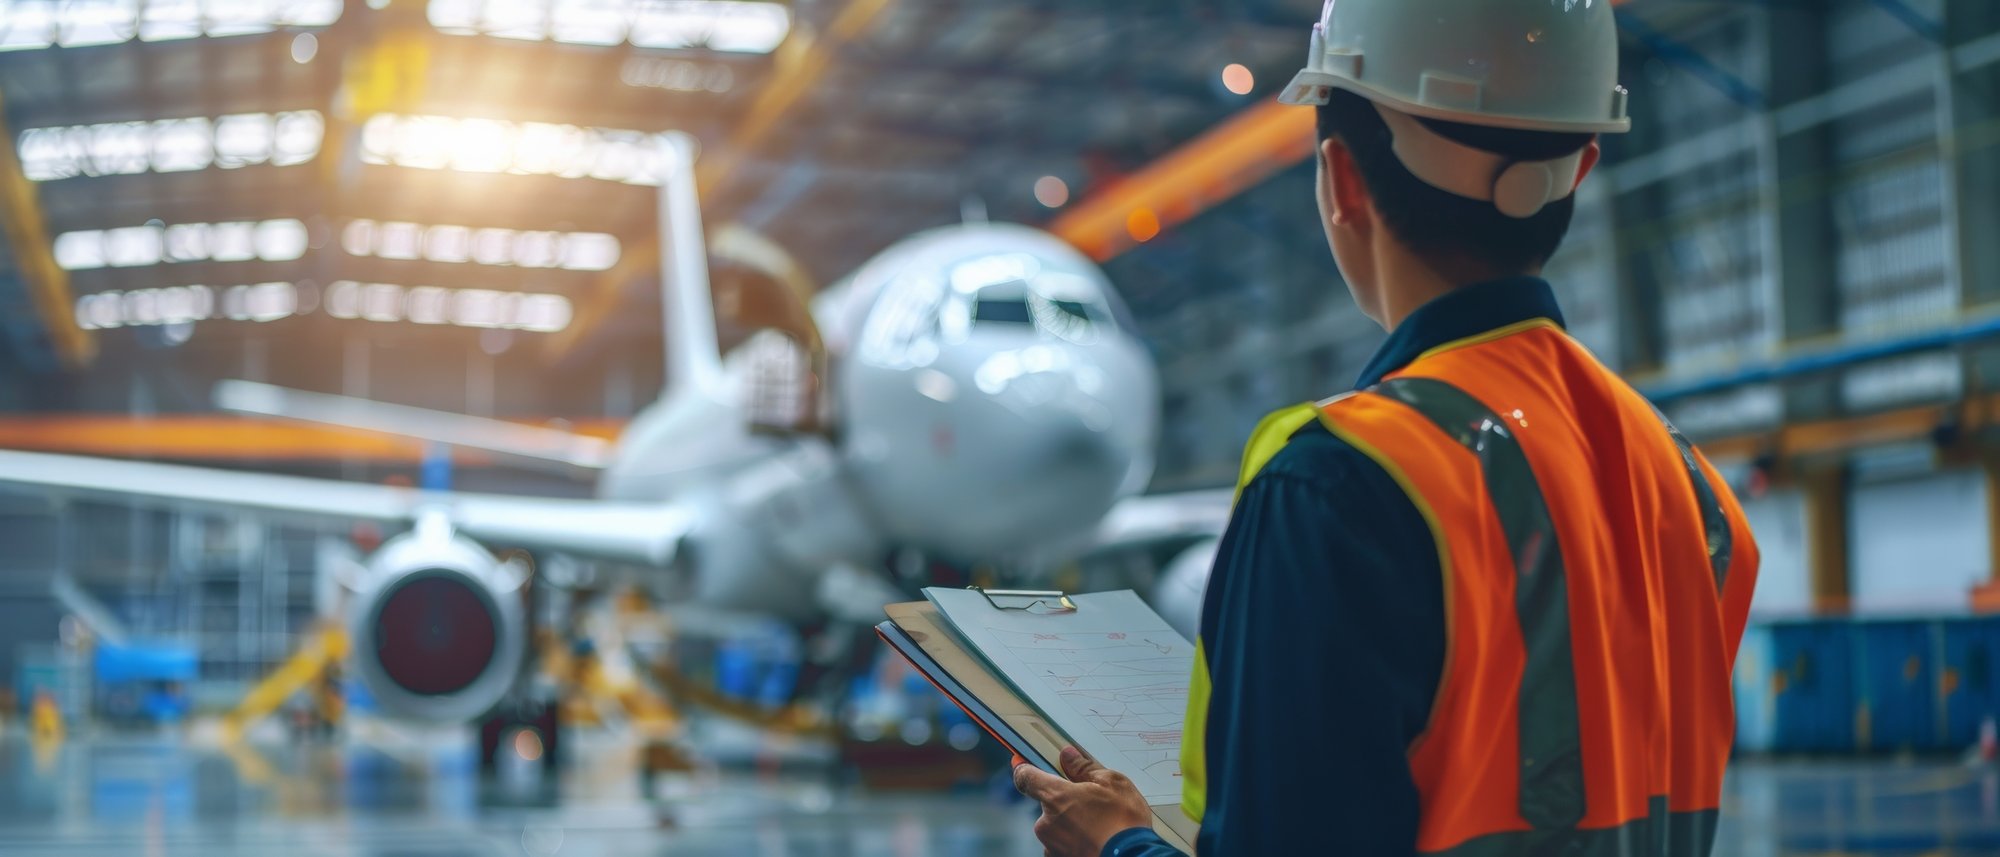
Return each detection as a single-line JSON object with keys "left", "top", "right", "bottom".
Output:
{"left": 0, "top": 133, "right": 1231, "bottom": 729}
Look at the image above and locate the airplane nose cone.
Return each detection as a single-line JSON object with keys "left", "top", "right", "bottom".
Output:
{"left": 997, "top": 378, "right": 1132, "bottom": 525}
{"left": 1036, "top": 419, "right": 1125, "bottom": 485}
{"left": 846, "top": 334, "right": 1156, "bottom": 559}
{"left": 1051, "top": 422, "right": 1113, "bottom": 465}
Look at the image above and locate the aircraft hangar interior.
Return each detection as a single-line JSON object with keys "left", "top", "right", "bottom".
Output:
{"left": 0, "top": 0, "right": 1998, "bottom": 855}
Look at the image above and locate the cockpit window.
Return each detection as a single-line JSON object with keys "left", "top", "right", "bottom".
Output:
{"left": 1049, "top": 300, "right": 1099, "bottom": 323}
{"left": 973, "top": 297, "right": 1034, "bottom": 325}
{"left": 936, "top": 258, "right": 1122, "bottom": 344}
{"left": 856, "top": 273, "right": 947, "bottom": 367}
{"left": 1030, "top": 292, "right": 1110, "bottom": 343}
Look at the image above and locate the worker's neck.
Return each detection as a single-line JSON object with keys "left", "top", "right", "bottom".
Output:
{"left": 1372, "top": 243, "right": 1534, "bottom": 332}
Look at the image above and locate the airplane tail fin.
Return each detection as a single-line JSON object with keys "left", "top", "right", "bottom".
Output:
{"left": 656, "top": 132, "right": 724, "bottom": 395}
{"left": 213, "top": 380, "right": 611, "bottom": 475}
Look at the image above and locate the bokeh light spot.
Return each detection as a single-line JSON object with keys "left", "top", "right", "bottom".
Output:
{"left": 1126, "top": 208, "right": 1162, "bottom": 243}
{"left": 1222, "top": 63, "right": 1255, "bottom": 96}
{"left": 1034, "top": 175, "right": 1070, "bottom": 208}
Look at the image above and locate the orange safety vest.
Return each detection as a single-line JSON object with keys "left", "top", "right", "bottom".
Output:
{"left": 1183, "top": 317, "right": 1758, "bottom": 856}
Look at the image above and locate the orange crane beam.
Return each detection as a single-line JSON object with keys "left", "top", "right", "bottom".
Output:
{"left": 0, "top": 415, "right": 622, "bottom": 463}
{"left": 1049, "top": 100, "right": 1316, "bottom": 262}
{"left": 0, "top": 394, "right": 1987, "bottom": 472}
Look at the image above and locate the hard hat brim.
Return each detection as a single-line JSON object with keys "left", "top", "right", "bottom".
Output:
{"left": 1277, "top": 69, "right": 1632, "bottom": 135}
{"left": 1277, "top": 70, "right": 1341, "bottom": 106}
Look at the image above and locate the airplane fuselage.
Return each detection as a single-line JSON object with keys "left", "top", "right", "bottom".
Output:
{"left": 592, "top": 223, "right": 1161, "bottom": 619}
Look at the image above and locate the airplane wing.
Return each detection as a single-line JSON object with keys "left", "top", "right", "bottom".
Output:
{"left": 215, "top": 380, "right": 612, "bottom": 475}
{"left": 1087, "top": 489, "right": 1235, "bottom": 553}
{"left": 0, "top": 449, "right": 688, "bottom": 568}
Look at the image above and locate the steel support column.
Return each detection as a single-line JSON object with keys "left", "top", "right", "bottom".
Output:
{"left": 1804, "top": 467, "right": 1852, "bottom": 613}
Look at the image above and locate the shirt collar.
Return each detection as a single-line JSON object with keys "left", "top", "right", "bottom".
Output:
{"left": 1352, "top": 276, "right": 1566, "bottom": 389}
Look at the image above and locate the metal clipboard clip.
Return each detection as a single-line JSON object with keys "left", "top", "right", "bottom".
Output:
{"left": 972, "top": 587, "right": 1076, "bottom": 615}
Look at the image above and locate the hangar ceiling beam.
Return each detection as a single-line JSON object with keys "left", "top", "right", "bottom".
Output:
{"left": 546, "top": 0, "right": 898, "bottom": 365}
{"left": 0, "top": 90, "right": 94, "bottom": 368}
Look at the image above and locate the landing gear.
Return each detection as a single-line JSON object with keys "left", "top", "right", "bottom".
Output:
{"left": 477, "top": 693, "right": 561, "bottom": 805}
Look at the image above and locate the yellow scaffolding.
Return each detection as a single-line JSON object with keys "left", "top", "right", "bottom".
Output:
{"left": 222, "top": 625, "right": 350, "bottom": 742}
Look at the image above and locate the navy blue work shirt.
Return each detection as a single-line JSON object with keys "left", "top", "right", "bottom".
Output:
{"left": 1104, "top": 277, "right": 1568, "bottom": 857}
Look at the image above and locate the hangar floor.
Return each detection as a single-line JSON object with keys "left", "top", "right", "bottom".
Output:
{"left": 1, "top": 727, "right": 1998, "bottom": 856}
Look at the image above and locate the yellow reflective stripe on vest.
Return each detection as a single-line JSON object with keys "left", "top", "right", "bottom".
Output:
{"left": 1182, "top": 402, "right": 1322, "bottom": 822}
{"left": 1180, "top": 639, "right": 1213, "bottom": 821}
{"left": 1233, "top": 403, "right": 1324, "bottom": 504}
{"left": 1413, "top": 317, "right": 1561, "bottom": 364}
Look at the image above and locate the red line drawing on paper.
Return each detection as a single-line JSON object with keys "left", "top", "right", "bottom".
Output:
{"left": 990, "top": 627, "right": 1191, "bottom": 786}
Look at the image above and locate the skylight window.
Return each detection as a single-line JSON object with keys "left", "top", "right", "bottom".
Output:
{"left": 19, "top": 112, "right": 322, "bottom": 181}
{"left": 74, "top": 282, "right": 299, "bottom": 330}
{"left": 359, "top": 114, "right": 668, "bottom": 186}
{"left": 342, "top": 219, "right": 621, "bottom": 271}
{"left": 324, "top": 281, "right": 574, "bottom": 332}
{"left": 0, "top": 0, "right": 341, "bottom": 51}
{"left": 54, "top": 219, "right": 309, "bottom": 271}
{"left": 426, "top": 0, "right": 789, "bottom": 54}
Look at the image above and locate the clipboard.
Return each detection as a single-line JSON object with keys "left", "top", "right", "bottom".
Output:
{"left": 882, "top": 596, "right": 1199, "bottom": 852}
{"left": 875, "top": 619, "right": 1059, "bottom": 776}
{"left": 973, "top": 588, "right": 1077, "bottom": 614}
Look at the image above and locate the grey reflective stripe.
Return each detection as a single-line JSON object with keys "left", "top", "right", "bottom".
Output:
{"left": 1374, "top": 377, "right": 1586, "bottom": 830}
{"left": 1650, "top": 408, "right": 1734, "bottom": 593}
{"left": 1432, "top": 800, "right": 1720, "bottom": 857}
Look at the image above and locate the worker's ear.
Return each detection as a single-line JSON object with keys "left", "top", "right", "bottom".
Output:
{"left": 1319, "top": 137, "right": 1371, "bottom": 235}
{"left": 1571, "top": 138, "right": 1602, "bottom": 193}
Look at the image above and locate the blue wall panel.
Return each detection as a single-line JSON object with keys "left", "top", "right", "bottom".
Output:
{"left": 1939, "top": 618, "right": 2000, "bottom": 748}
{"left": 1855, "top": 620, "right": 1940, "bottom": 752}
{"left": 1769, "top": 621, "right": 1857, "bottom": 752}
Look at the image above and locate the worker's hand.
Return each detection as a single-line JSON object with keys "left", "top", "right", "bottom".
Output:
{"left": 1013, "top": 746, "right": 1154, "bottom": 857}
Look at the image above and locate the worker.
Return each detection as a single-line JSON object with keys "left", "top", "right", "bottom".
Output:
{"left": 1013, "top": 1, "right": 1760, "bottom": 855}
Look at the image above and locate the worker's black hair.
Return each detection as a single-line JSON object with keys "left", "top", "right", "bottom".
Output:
{"left": 1315, "top": 88, "right": 1594, "bottom": 279}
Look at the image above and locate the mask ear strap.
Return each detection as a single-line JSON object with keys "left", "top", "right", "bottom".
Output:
{"left": 1372, "top": 103, "right": 1585, "bottom": 219}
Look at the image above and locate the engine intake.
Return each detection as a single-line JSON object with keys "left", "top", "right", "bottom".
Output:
{"left": 345, "top": 519, "right": 527, "bottom": 724}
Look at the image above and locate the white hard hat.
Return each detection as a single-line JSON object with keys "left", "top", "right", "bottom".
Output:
{"left": 1280, "top": 0, "right": 1631, "bottom": 133}
{"left": 1281, "top": 0, "right": 1631, "bottom": 218}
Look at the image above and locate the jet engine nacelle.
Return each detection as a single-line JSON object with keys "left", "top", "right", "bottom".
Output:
{"left": 345, "top": 516, "right": 529, "bottom": 724}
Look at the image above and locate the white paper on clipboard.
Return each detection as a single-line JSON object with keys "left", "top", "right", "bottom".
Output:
{"left": 924, "top": 587, "right": 1195, "bottom": 803}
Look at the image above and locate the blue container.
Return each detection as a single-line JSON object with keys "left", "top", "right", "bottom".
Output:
{"left": 716, "top": 632, "right": 803, "bottom": 706}
{"left": 93, "top": 642, "right": 197, "bottom": 685}
{"left": 1769, "top": 620, "right": 1857, "bottom": 752}
{"left": 1938, "top": 617, "right": 2000, "bottom": 749}
{"left": 757, "top": 661, "right": 799, "bottom": 709}
{"left": 343, "top": 675, "right": 378, "bottom": 713}
{"left": 715, "top": 643, "right": 760, "bottom": 701}
{"left": 1854, "top": 620, "right": 1940, "bottom": 752}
